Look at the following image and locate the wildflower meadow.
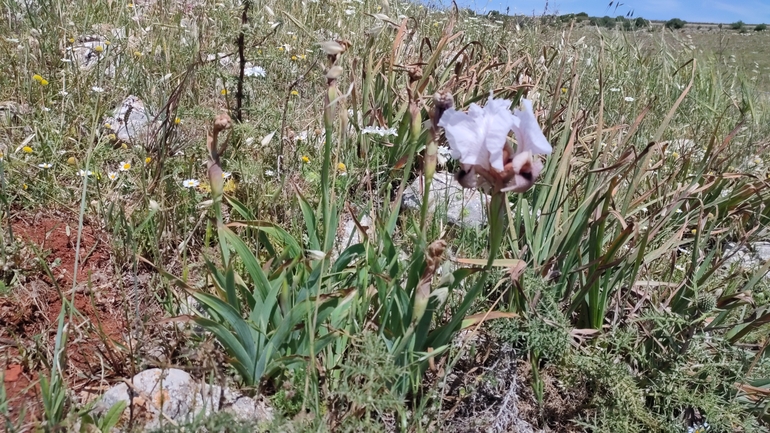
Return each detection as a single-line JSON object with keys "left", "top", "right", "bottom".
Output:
{"left": 1, "top": 0, "right": 770, "bottom": 431}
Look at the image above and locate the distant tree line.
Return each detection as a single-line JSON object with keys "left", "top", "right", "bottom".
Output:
{"left": 552, "top": 13, "right": 649, "bottom": 30}
{"left": 467, "top": 9, "right": 767, "bottom": 33}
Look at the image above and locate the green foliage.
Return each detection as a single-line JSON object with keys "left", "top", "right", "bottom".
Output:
{"left": 731, "top": 21, "right": 745, "bottom": 30}
{"left": 634, "top": 17, "right": 649, "bottom": 28}
{"left": 756, "top": 23, "right": 767, "bottom": 31}
{"left": 666, "top": 18, "right": 687, "bottom": 29}
{"left": 591, "top": 15, "right": 617, "bottom": 29}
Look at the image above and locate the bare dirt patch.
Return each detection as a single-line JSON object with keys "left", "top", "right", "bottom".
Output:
{"left": 0, "top": 210, "right": 135, "bottom": 427}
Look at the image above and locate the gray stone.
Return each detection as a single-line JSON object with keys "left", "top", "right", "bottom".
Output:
{"left": 104, "top": 95, "right": 157, "bottom": 146}
{"left": 66, "top": 36, "right": 108, "bottom": 71}
{"left": 723, "top": 242, "right": 770, "bottom": 273}
{"left": 403, "top": 172, "right": 490, "bottom": 229}
{"left": 92, "top": 368, "right": 272, "bottom": 430}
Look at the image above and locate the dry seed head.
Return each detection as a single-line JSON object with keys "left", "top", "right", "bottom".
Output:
{"left": 320, "top": 40, "right": 346, "bottom": 55}
{"left": 326, "top": 65, "right": 344, "bottom": 80}
{"left": 366, "top": 26, "right": 384, "bottom": 38}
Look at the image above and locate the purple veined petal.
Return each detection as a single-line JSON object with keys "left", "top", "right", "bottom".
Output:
{"left": 480, "top": 98, "right": 516, "bottom": 171}
{"left": 512, "top": 99, "right": 553, "bottom": 155}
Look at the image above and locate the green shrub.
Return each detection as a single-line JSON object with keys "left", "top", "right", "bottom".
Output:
{"left": 755, "top": 23, "right": 767, "bottom": 31}
{"left": 665, "top": 18, "right": 686, "bottom": 29}
{"left": 731, "top": 20, "right": 745, "bottom": 30}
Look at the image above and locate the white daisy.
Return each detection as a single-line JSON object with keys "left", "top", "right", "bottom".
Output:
{"left": 182, "top": 179, "right": 200, "bottom": 188}
{"left": 38, "top": 163, "right": 52, "bottom": 169}
{"left": 361, "top": 126, "right": 398, "bottom": 137}
{"left": 244, "top": 65, "right": 266, "bottom": 77}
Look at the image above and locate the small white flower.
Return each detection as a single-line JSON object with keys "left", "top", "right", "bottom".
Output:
{"left": 345, "top": 9, "right": 355, "bottom": 15}
{"left": 182, "top": 179, "right": 200, "bottom": 188}
{"left": 609, "top": 88, "right": 620, "bottom": 92}
{"left": 41, "top": 106, "right": 50, "bottom": 112}
{"left": 264, "top": 169, "right": 275, "bottom": 178}
{"left": 222, "top": 171, "right": 232, "bottom": 179}
{"left": 119, "top": 161, "right": 131, "bottom": 171}
{"left": 38, "top": 163, "right": 52, "bottom": 169}
{"left": 361, "top": 126, "right": 398, "bottom": 137}
{"left": 624, "top": 96, "right": 635, "bottom": 102}
{"left": 676, "top": 208, "right": 683, "bottom": 214}
{"left": 61, "top": 58, "right": 71, "bottom": 63}
{"left": 5, "top": 38, "right": 20, "bottom": 43}
{"left": 58, "top": 90, "right": 69, "bottom": 96}
{"left": 107, "top": 171, "right": 118, "bottom": 180}
{"left": 92, "top": 86, "right": 104, "bottom": 93}
{"left": 78, "top": 169, "right": 93, "bottom": 177}
{"left": 244, "top": 65, "right": 266, "bottom": 77}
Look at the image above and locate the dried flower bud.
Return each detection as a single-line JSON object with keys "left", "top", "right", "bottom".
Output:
{"left": 213, "top": 113, "right": 232, "bottom": 133}
{"left": 406, "top": 65, "right": 422, "bottom": 82}
{"left": 433, "top": 90, "right": 454, "bottom": 112}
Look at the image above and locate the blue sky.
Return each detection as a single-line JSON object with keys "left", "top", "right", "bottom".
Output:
{"left": 433, "top": 0, "right": 770, "bottom": 24}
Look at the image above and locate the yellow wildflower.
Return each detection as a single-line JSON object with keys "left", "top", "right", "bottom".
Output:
{"left": 561, "top": 87, "right": 568, "bottom": 94}
{"left": 104, "top": 122, "right": 112, "bottom": 129}
{"left": 223, "top": 178, "right": 236, "bottom": 194}
{"left": 94, "top": 45, "right": 104, "bottom": 53}
{"left": 68, "top": 37, "right": 75, "bottom": 43}
{"left": 33, "top": 74, "right": 43, "bottom": 82}
{"left": 145, "top": 156, "right": 152, "bottom": 164}
{"left": 107, "top": 133, "right": 117, "bottom": 141}
{"left": 66, "top": 156, "right": 77, "bottom": 165}
{"left": 301, "top": 155, "right": 310, "bottom": 164}
{"left": 337, "top": 162, "right": 346, "bottom": 172}
{"left": 22, "top": 184, "right": 28, "bottom": 190}
{"left": 691, "top": 229, "right": 697, "bottom": 235}
{"left": 671, "top": 151, "right": 680, "bottom": 159}
{"left": 104, "top": 40, "right": 111, "bottom": 45}
{"left": 220, "top": 89, "right": 228, "bottom": 95}
{"left": 174, "top": 117, "right": 181, "bottom": 125}
{"left": 22, "top": 146, "right": 33, "bottom": 154}
{"left": 128, "top": 2, "right": 134, "bottom": 7}
{"left": 291, "top": 90, "right": 299, "bottom": 96}
{"left": 39, "top": 79, "right": 49, "bottom": 86}
{"left": 291, "top": 55, "right": 297, "bottom": 61}
{"left": 133, "top": 51, "right": 143, "bottom": 57}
